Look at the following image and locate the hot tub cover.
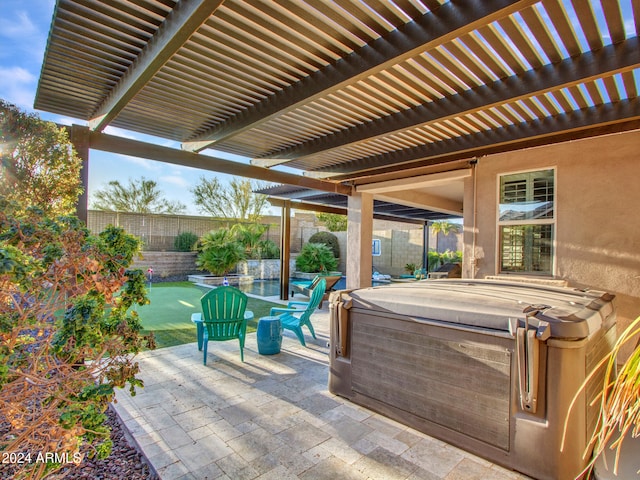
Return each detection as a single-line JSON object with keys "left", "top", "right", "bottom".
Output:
{"left": 347, "top": 279, "right": 615, "bottom": 340}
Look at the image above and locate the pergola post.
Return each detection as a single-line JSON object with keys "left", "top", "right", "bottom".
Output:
{"left": 69, "top": 124, "right": 90, "bottom": 224}
{"left": 462, "top": 163, "right": 477, "bottom": 279}
{"left": 423, "top": 221, "right": 429, "bottom": 272}
{"left": 279, "top": 200, "right": 291, "bottom": 300}
{"left": 346, "top": 192, "right": 373, "bottom": 289}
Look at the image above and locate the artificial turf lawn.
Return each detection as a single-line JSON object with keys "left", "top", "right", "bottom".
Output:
{"left": 136, "top": 281, "right": 282, "bottom": 349}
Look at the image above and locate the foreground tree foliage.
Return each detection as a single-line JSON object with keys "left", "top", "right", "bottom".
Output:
{"left": 316, "top": 213, "right": 347, "bottom": 232}
{"left": 0, "top": 103, "right": 153, "bottom": 478}
{"left": 0, "top": 203, "right": 153, "bottom": 479}
{"left": 0, "top": 100, "right": 83, "bottom": 217}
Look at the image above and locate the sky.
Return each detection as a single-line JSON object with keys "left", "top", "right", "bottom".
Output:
{"left": 0, "top": 0, "right": 270, "bottom": 216}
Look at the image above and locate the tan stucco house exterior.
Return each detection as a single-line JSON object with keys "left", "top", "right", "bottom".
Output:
{"left": 345, "top": 128, "right": 640, "bottom": 354}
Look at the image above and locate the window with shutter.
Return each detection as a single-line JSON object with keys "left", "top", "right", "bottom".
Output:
{"left": 498, "top": 169, "right": 555, "bottom": 274}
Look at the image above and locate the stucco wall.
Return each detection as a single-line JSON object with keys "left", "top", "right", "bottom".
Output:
{"left": 470, "top": 129, "right": 640, "bottom": 353}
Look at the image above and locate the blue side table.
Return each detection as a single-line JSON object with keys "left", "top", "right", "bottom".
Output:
{"left": 257, "top": 316, "right": 283, "bottom": 355}
{"left": 192, "top": 311, "right": 254, "bottom": 351}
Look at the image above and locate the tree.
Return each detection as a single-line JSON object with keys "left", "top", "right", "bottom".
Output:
{"left": 92, "top": 177, "right": 186, "bottom": 214}
{"left": 317, "top": 212, "right": 347, "bottom": 232}
{"left": 430, "top": 220, "right": 461, "bottom": 257}
{"left": 0, "top": 100, "right": 83, "bottom": 217}
{"left": 191, "top": 177, "right": 269, "bottom": 221}
{"left": 231, "top": 223, "right": 280, "bottom": 260}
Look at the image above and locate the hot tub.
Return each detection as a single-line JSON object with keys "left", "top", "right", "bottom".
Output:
{"left": 328, "top": 279, "right": 616, "bottom": 480}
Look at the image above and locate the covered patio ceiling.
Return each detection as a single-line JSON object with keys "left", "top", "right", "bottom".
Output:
{"left": 256, "top": 184, "right": 461, "bottom": 224}
{"left": 35, "top": 0, "right": 639, "bottom": 212}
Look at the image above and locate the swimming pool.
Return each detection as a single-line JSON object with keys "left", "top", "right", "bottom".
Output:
{"left": 239, "top": 278, "right": 390, "bottom": 297}
{"left": 239, "top": 279, "right": 281, "bottom": 297}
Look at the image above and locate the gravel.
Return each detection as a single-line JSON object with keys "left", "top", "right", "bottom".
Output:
{"left": 56, "top": 406, "right": 158, "bottom": 480}
{"left": 1, "top": 406, "right": 157, "bottom": 479}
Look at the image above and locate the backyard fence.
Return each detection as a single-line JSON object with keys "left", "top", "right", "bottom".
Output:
{"left": 87, "top": 210, "right": 280, "bottom": 251}
{"left": 87, "top": 210, "right": 462, "bottom": 278}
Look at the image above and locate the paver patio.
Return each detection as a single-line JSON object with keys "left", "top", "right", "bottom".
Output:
{"left": 112, "top": 308, "right": 531, "bottom": 480}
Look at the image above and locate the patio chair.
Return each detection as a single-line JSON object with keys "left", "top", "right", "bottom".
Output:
{"left": 199, "top": 286, "right": 248, "bottom": 365}
{"left": 290, "top": 274, "right": 341, "bottom": 308}
{"left": 270, "top": 277, "right": 325, "bottom": 347}
{"left": 427, "top": 262, "right": 462, "bottom": 279}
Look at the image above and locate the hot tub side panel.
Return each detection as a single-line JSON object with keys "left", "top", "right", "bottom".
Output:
{"left": 349, "top": 309, "right": 512, "bottom": 452}
{"left": 329, "top": 299, "right": 617, "bottom": 480}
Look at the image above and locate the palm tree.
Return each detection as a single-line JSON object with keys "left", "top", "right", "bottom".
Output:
{"left": 430, "top": 220, "right": 461, "bottom": 255}
{"left": 232, "top": 223, "right": 267, "bottom": 258}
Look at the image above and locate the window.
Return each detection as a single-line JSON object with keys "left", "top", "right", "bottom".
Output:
{"left": 498, "top": 169, "right": 555, "bottom": 274}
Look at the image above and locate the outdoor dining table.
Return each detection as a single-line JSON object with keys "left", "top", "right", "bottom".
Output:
{"left": 191, "top": 311, "right": 254, "bottom": 351}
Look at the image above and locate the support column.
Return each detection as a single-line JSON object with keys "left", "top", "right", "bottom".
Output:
{"left": 69, "top": 124, "right": 90, "bottom": 224}
{"left": 279, "top": 200, "right": 291, "bottom": 300}
{"left": 462, "top": 161, "right": 477, "bottom": 279}
{"left": 423, "top": 221, "right": 430, "bottom": 272}
{"left": 346, "top": 192, "right": 373, "bottom": 290}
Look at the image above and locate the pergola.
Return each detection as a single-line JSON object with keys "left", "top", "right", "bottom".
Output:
{"left": 35, "top": 0, "right": 640, "bottom": 294}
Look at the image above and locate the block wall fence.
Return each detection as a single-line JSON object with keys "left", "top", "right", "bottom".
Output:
{"left": 87, "top": 210, "right": 462, "bottom": 279}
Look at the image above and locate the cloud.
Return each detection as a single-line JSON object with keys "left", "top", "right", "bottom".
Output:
{"left": 0, "top": 66, "right": 36, "bottom": 109}
{"left": 115, "top": 154, "right": 161, "bottom": 171}
{"left": 54, "top": 116, "right": 80, "bottom": 126}
{"left": 103, "top": 125, "right": 139, "bottom": 140}
{"left": 0, "top": 11, "right": 37, "bottom": 39}
{"left": 0, "top": 4, "right": 51, "bottom": 64}
{"left": 161, "top": 174, "right": 190, "bottom": 188}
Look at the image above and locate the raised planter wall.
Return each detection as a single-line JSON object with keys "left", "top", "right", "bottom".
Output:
{"left": 187, "top": 274, "right": 254, "bottom": 287}
{"left": 131, "top": 254, "right": 297, "bottom": 281}
{"left": 131, "top": 252, "right": 198, "bottom": 279}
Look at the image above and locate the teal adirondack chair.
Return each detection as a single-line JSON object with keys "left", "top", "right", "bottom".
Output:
{"left": 269, "top": 278, "right": 325, "bottom": 347}
{"left": 200, "top": 286, "right": 248, "bottom": 364}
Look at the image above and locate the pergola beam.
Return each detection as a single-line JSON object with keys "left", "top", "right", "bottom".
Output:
{"left": 88, "top": 0, "right": 223, "bottom": 132}
{"left": 253, "top": 38, "right": 640, "bottom": 166}
{"left": 266, "top": 198, "right": 444, "bottom": 225}
{"left": 267, "top": 198, "right": 346, "bottom": 216}
{"left": 313, "top": 99, "right": 640, "bottom": 180}
{"left": 182, "top": 0, "right": 535, "bottom": 152}
{"left": 83, "top": 128, "right": 351, "bottom": 195}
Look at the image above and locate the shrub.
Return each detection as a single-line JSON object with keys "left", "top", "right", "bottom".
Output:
{"left": 233, "top": 223, "right": 267, "bottom": 259}
{"left": 308, "top": 231, "right": 340, "bottom": 259}
{"left": 174, "top": 231, "right": 198, "bottom": 251}
{"left": 441, "top": 249, "right": 463, "bottom": 264}
{"left": 295, "top": 242, "right": 338, "bottom": 273}
{"left": 405, "top": 263, "right": 418, "bottom": 274}
{"left": 0, "top": 202, "right": 152, "bottom": 479}
{"left": 427, "top": 250, "right": 441, "bottom": 271}
{"left": 257, "top": 239, "right": 280, "bottom": 259}
{"left": 197, "top": 228, "right": 246, "bottom": 275}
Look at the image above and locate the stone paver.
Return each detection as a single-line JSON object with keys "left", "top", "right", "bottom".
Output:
{"left": 112, "top": 308, "right": 530, "bottom": 480}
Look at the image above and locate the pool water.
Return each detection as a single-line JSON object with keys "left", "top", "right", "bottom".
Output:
{"left": 239, "top": 278, "right": 389, "bottom": 297}
{"left": 240, "top": 280, "right": 281, "bottom": 297}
